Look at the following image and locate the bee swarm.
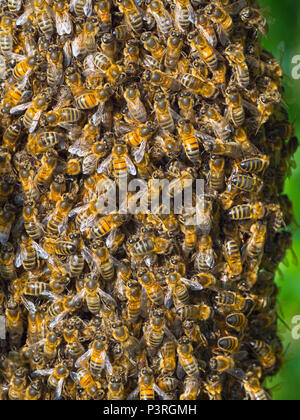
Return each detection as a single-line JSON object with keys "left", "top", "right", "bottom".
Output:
{"left": 0, "top": 0, "right": 297, "bottom": 401}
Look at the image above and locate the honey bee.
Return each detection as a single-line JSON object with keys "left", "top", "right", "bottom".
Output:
{"left": 141, "top": 32, "right": 165, "bottom": 62}
{"left": 15, "top": 234, "right": 48, "bottom": 272}
{"left": 46, "top": 45, "right": 64, "bottom": 87}
{"left": 75, "top": 336, "right": 112, "bottom": 377}
{"left": 95, "top": 0, "right": 112, "bottom": 31}
{"left": 146, "top": 0, "right": 174, "bottom": 36}
{"left": 88, "top": 241, "right": 115, "bottom": 282}
{"left": 177, "top": 337, "right": 199, "bottom": 378}
{"left": 209, "top": 354, "right": 235, "bottom": 373}
{"left": 70, "top": 0, "right": 93, "bottom": 18}
{"left": 5, "top": 298, "right": 24, "bottom": 347}
{"left": 23, "top": 200, "right": 43, "bottom": 240}
{"left": 154, "top": 93, "right": 175, "bottom": 133}
{"left": 180, "top": 375, "right": 200, "bottom": 400}
{"left": 117, "top": 0, "right": 143, "bottom": 33}
{"left": 53, "top": 0, "right": 73, "bottom": 36}
{"left": 75, "top": 274, "right": 116, "bottom": 315}
{"left": 41, "top": 331, "right": 61, "bottom": 360}
{"left": 200, "top": 105, "right": 232, "bottom": 141}
{"left": 224, "top": 43, "right": 249, "bottom": 89}
{"left": 11, "top": 89, "right": 52, "bottom": 133}
{"left": 195, "top": 11, "right": 217, "bottom": 47}
{"left": 33, "top": 363, "right": 69, "bottom": 400}
{"left": 145, "top": 69, "right": 180, "bottom": 92}
{"left": 159, "top": 340, "right": 177, "bottom": 375}
{"left": 177, "top": 72, "right": 216, "bottom": 98}
{"left": 194, "top": 235, "right": 215, "bottom": 272}
{"left": 224, "top": 238, "right": 243, "bottom": 279}
{"left": 107, "top": 375, "right": 125, "bottom": 400}
{"left": 124, "top": 39, "right": 140, "bottom": 73}
{"left": 125, "top": 281, "right": 142, "bottom": 323}
{"left": 8, "top": 368, "right": 27, "bottom": 400}
{"left": 203, "top": 375, "right": 222, "bottom": 401}
{"left": 173, "top": 0, "right": 195, "bottom": 32}
{"left": 0, "top": 204, "right": 15, "bottom": 245}
{"left": 24, "top": 380, "right": 43, "bottom": 401}
{"left": 177, "top": 120, "right": 200, "bottom": 163}
{"left": 218, "top": 336, "right": 240, "bottom": 354}
{"left": 111, "top": 321, "right": 141, "bottom": 363}
{"left": 177, "top": 91, "right": 195, "bottom": 122}
{"left": 164, "top": 30, "right": 183, "bottom": 71}
{"left": 227, "top": 202, "right": 265, "bottom": 221}
{"left": 98, "top": 140, "right": 136, "bottom": 179}
{"left": 225, "top": 86, "right": 245, "bottom": 127}
{"left": 3, "top": 119, "right": 23, "bottom": 152}
{"left": 72, "top": 17, "right": 99, "bottom": 58}
{"left": 129, "top": 235, "right": 172, "bottom": 259}
{"left": 187, "top": 30, "right": 218, "bottom": 71}
{"left": 138, "top": 269, "right": 164, "bottom": 306}
{"left": 124, "top": 84, "right": 147, "bottom": 124}
{"left": 243, "top": 221, "right": 267, "bottom": 262}
{"left": 0, "top": 243, "right": 17, "bottom": 281}
{"left": 176, "top": 304, "right": 211, "bottom": 321}
{"left": 124, "top": 122, "right": 155, "bottom": 162}
{"left": 225, "top": 312, "right": 247, "bottom": 332}
{"left": 249, "top": 340, "right": 276, "bottom": 370}
{"left": 144, "top": 308, "right": 166, "bottom": 351}
{"left": 128, "top": 368, "right": 168, "bottom": 400}
{"left": 209, "top": 156, "right": 225, "bottom": 192}
{"left": 34, "top": 0, "right": 55, "bottom": 39}
{"left": 0, "top": 16, "right": 14, "bottom": 56}
{"left": 182, "top": 319, "right": 208, "bottom": 349}
{"left": 240, "top": 7, "right": 268, "bottom": 36}
{"left": 233, "top": 127, "right": 259, "bottom": 156}
{"left": 46, "top": 194, "right": 74, "bottom": 236}
{"left": 35, "top": 149, "right": 58, "bottom": 187}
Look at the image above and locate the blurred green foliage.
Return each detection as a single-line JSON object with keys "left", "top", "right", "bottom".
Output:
{"left": 259, "top": 0, "right": 300, "bottom": 401}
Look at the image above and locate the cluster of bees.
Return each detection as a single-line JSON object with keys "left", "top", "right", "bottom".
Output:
{"left": 0, "top": 0, "right": 298, "bottom": 401}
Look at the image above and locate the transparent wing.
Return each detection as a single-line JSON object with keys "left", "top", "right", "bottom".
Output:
{"left": 48, "top": 310, "right": 68, "bottom": 329}
{"left": 81, "top": 245, "right": 94, "bottom": 266}
{"left": 71, "top": 35, "right": 83, "bottom": 58}
{"left": 58, "top": 218, "right": 68, "bottom": 235}
{"left": 84, "top": 0, "right": 93, "bottom": 17}
{"left": 29, "top": 110, "right": 42, "bottom": 133}
{"left": 68, "top": 203, "right": 90, "bottom": 218}
{"left": 33, "top": 368, "right": 53, "bottom": 377}
{"left": 15, "top": 247, "right": 22, "bottom": 268}
{"left": 54, "top": 378, "right": 64, "bottom": 400}
{"left": 75, "top": 348, "right": 93, "bottom": 368}
{"left": 10, "top": 101, "right": 32, "bottom": 114}
{"left": 133, "top": 140, "right": 146, "bottom": 164}
{"left": 127, "top": 386, "right": 139, "bottom": 400}
{"left": 125, "top": 156, "right": 137, "bottom": 175}
{"left": 181, "top": 277, "right": 204, "bottom": 291}
{"left": 164, "top": 288, "right": 173, "bottom": 310}
{"left": 97, "top": 155, "right": 112, "bottom": 174}
{"left": 16, "top": 7, "right": 33, "bottom": 26}
{"left": 82, "top": 154, "right": 99, "bottom": 175}
{"left": 69, "top": 138, "right": 92, "bottom": 157}
{"left": 98, "top": 288, "right": 117, "bottom": 306}
{"left": 63, "top": 40, "right": 72, "bottom": 67}
{"left": 80, "top": 212, "right": 98, "bottom": 232}
{"left": 32, "top": 241, "right": 49, "bottom": 260}
{"left": 105, "top": 356, "right": 113, "bottom": 376}
{"left": 21, "top": 296, "right": 36, "bottom": 314}
{"left": 91, "top": 102, "right": 105, "bottom": 126}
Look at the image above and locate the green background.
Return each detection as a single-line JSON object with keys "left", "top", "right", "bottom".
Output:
{"left": 259, "top": 0, "right": 300, "bottom": 401}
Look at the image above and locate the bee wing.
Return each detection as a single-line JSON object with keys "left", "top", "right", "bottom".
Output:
{"left": 75, "top": 348, "right": 93, "bottom": 368}
{"left": 16, "top": 7, "right": 33, "bottom": 26}
{"left": 63, "top": 40, "right": 72, "bottom": 67}
{"left": 105, "top": 356, "right": 113, "bottom": 376}
{"left": 21, "top": 296, "right": 36, "bottom": 314}
{"left": 54, "top": 378, "right": 64, "bottom": 401}
{"left": 71, "top": 34, "right": 83, "bottom": 58}
{"left": 97, "top": 155, "right": 112, "bottom": 174}
{"left": 98, "top": 288, "right": 117, "bottom": 306}
{"left": 84, "top": 0, "right": 93, "bottom": 17}
{"left": 80, "top": 213, "right": 98, "bottom": 232}
{"left": 48, "top": 310, "right": 68, "bottom": 329}
{"left": 133, "top": 140, "right": 146, "bottom": 164}
{"left": 164, "top": 288, "right": 173, "bottom": 310}
{"left": 58, "top": 218, "right": 68, "bottom": 235}
{"left": 181, "top": 277, "right": 203, "bottom": 291}
{"left": 91, "top": 103, "right": 105, "bottom": 126}
{"left": 68, "top": 203, "right": 90, "bottom": 218}
{"left": 106, "top": 230, "right": 117, "bottom": 249}
{"left": 0, "top": 55, "right": 6, "bottom": 80}
{"left": 29, "top": 110, "right": 42, "bottom": 133}
{"left": 125, "top": 156, "right": 137, "bottom": 176}
{"left": 56, "top": 11, "right": 72, "bottom": 36}
{"left": 15, "top": 247, "right": 22, "bottom": 268}
{"left": 164, "top": 326, "right": 177, "bottom": 343}
{"left": 153, "top": 383, "right": 170, "bottom": 400}
{"left": 32, "top": 241, "right": 49, "bottom": 260}
{"left": 10, "top": 101, "right": 32, "bottom": 115}
{"left": 69, "top": 138, "right": 92, "bottom": 157}
{"left": 82, "top": 154, "right": 99, "bottom": 175}
{"left": 40, "top": 290, "right": 61, "bottom": 300}
{"left": 81, "top": 245, "right": 94, "bottom": 266}
{"left": 32, "top": 368, "right": 54, "bottom": 377}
